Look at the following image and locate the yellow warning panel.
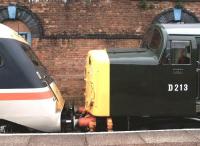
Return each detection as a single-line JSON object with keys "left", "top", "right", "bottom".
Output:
{"left": 85, "top": 50, "right": 110, "bottom": 116}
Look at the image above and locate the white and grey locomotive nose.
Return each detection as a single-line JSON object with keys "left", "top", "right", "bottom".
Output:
{"left": 0, "top": 24, "right": 65, "bottom": 132}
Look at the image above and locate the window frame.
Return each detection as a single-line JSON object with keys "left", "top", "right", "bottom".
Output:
{"left": 170, "top": 40, "right": 192, "bottom": 65}
{"left": 161, "top": 35, "right": 196, "bottom": 66}
{"left": 148, "top": 27, "right": 164, "bottom": 59}
{"left": 18, "top": 32, "right": 32, "bottom": 45}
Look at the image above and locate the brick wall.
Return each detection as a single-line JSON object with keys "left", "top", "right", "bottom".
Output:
{"left": 1, "top": 0, "right": 200, "bottom": 105}
{"left": 32, "top": 38, "right": 140, "bottom": 105}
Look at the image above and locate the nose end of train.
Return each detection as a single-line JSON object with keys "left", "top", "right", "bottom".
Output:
{"left": 84, "top": 49, "right": 110, "bottom": 117}
{"left": 49, "top": 82, "right": 65, "bottom": 112}
{"left": 60, "top": 49, "right": 111, "bottom": 132}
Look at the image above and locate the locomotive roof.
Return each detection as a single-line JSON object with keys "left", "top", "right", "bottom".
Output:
{"left": 161, "top": 24, "right": 200, "bottom": 35}
{"left": 0, "top": 23, "right": 28, "bottom": 45}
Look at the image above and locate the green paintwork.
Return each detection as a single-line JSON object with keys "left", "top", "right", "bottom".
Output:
{"left": 108, "top": 23, "right": 199, "bottom": 117}
{"left": 108, "top": 49, "right": 159, "bottom": 65}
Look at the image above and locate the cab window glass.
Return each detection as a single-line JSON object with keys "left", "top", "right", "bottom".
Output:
{"left": 21, "top": 43, "right": 42, "bottom": 66}
{"left": 162, "top": 40, "right": 191, "bottom": 65}
{"left": 171, "top": 41, "right": 191, "bottom": 64}
{"left": 148, "top": 28, "right": 162, "bottom": 58}
{"left": 149, "top": 29, "right": 162, "bottom": 50}
{"left": 0, "top": 56, "right": 3, "bottom": 67}
{"left": 161, "top": 41, "right": 171, "bottom": 64}
{"left": 141, "top": 27, "right": 153, "bottom": 48}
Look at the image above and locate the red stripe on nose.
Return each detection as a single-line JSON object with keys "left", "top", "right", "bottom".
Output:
{"left": 0, "top": 90, "right": 53, "bottom": 100}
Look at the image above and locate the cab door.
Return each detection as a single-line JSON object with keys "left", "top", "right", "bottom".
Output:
{"left": 160, "top": 36, "right": 197, "bottom": 116}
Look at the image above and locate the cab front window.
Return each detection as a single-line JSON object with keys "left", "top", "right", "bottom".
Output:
{"left": 21, "top": 43, "right": 42, "bottom": 66}
{"left": 21, "top": 43, "right": 53, "bottom": 84}
{"left": 148, "top": 28, "right": 163, "bottom": 58}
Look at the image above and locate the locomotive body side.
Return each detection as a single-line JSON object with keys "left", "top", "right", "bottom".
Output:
{"left": 84, "top": 24, "right": 200, "bottom": 129}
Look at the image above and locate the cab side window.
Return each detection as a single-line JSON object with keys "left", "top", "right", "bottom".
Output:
{"left": 171, "top": 41, "right": 191, "bottom": 64}
{"left": 162, "top": 41, "right": 191, "bottom": 65}
{"left": 0, "top": 55, "right": 4, "bottom": 67}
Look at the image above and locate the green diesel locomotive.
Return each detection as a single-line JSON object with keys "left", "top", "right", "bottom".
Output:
{"left": 80, "top": 23, "right": 200, "bottom": 131}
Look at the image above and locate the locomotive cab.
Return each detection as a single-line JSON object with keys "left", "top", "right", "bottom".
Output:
{"left": 84, "top": 24, "right": 200, "bottom": 131}
{"left": 0, "top": 24, "right": 65, "bottom": 132}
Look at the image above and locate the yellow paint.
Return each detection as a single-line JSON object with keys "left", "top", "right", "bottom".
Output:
{"left": 50, "top": 82, "right": 65, "bottom": 112}
{"left": 0, "top": 23, "right": 28, "bottom": 45}
{"left": 85, "top": 49, "right": 110, "bottom": 116}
